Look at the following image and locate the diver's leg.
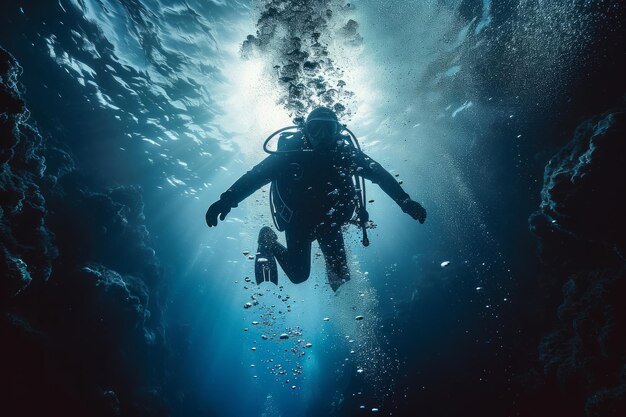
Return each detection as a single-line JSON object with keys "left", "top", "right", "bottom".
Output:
{"left": 317, "top": 226, "right": 350, "bottom": 291}
{"left": 272, "top": 226, "right": 312, "bottom": 284}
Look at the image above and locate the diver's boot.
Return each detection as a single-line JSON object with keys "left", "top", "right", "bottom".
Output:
{"left": 255, "top": 226, "right": 278, "bottom": 285}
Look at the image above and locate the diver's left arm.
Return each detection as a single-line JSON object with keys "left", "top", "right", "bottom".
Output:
{"left": 354, "top": 150, "right": 427, "bottom": 223}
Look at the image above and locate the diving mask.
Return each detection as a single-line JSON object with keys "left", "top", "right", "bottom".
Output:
{"left": 305, "top": 118, "right": 343, "bottom": 148}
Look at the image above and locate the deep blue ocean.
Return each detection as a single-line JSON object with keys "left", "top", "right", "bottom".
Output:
{"left": 1, "top": 1, "right": 625, "bottom": 416}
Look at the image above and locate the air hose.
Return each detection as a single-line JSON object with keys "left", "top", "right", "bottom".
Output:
{"left": 343, "top": 127, "right": 370, "bottom": 247}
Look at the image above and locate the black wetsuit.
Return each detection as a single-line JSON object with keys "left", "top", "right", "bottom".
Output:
{"left": 219, "top": 138, "right": 410, "bottom": 288}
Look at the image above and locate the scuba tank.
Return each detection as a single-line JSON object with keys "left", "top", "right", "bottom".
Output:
{"left": 263, "top": 125, "right": 371, "bottom": 247}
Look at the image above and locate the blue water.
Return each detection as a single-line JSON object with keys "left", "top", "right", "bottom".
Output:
{"left": 2, "top": 0, "right": 623, "bottom": 416}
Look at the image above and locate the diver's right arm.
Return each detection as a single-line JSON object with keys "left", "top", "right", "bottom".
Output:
{"left": 205, "top": 155, "right": 283, "bottom": 227}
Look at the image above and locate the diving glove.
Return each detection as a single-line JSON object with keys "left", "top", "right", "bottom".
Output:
{"left": 400, "top": 199, "right": 427, "bottom": 224}
{"left": 205, "top": 195, "right": 235, "bottom": 227}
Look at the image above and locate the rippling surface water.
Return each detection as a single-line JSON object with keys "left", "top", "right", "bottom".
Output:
{"left": 2, "top": 1, "right": 624, "bottom": 416}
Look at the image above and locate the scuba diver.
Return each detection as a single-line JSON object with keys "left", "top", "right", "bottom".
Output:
{"left": 205, "top": 107, "right": 426, "bottom": 291}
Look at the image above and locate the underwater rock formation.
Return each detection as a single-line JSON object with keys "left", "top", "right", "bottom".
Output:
{"left": 0, "top": 47, "right": 56, "bottom": 301}
{"left": 531, "top": 109, "right": 626, "bottom": 265}
{"left": 530, "top": 108, "right": 626, "bottom": 416}
{"left": 241, "top": 0, "right": 361, "bottom": 119}
{"left": 1, "top": 47, "right": 168, "bottom": 416}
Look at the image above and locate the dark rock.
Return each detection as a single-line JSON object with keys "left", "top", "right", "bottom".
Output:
{"left": 1, "top": 47, "right": 56, "bottom": 301}
{"left": 46, "top": 180, "right": 161, "bottom": 285}
{"left": 0, "top": 251, "right": 31, "bottom": 296}
{"left": 530, "top": 109, "right": 626, "bottom": 265}
{"left": 530, "top": 108, "right": 626, "bottom": 416}
{"left": 100, "top": 390, "right": 121, "bottom": 417}
{"left": 72, "top": 263, "right": 152, "bottom": 341}
{"left": 1, "top": 47, "right": 168, "bottom": 416}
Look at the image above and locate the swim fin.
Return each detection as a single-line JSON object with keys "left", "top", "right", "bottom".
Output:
{"left": 255, "top": 226, "right": 278, "bottom": 285}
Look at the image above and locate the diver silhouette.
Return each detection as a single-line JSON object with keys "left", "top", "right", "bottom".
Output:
{"left": 206, "top": 107, "right": 426, "bottom": 291}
